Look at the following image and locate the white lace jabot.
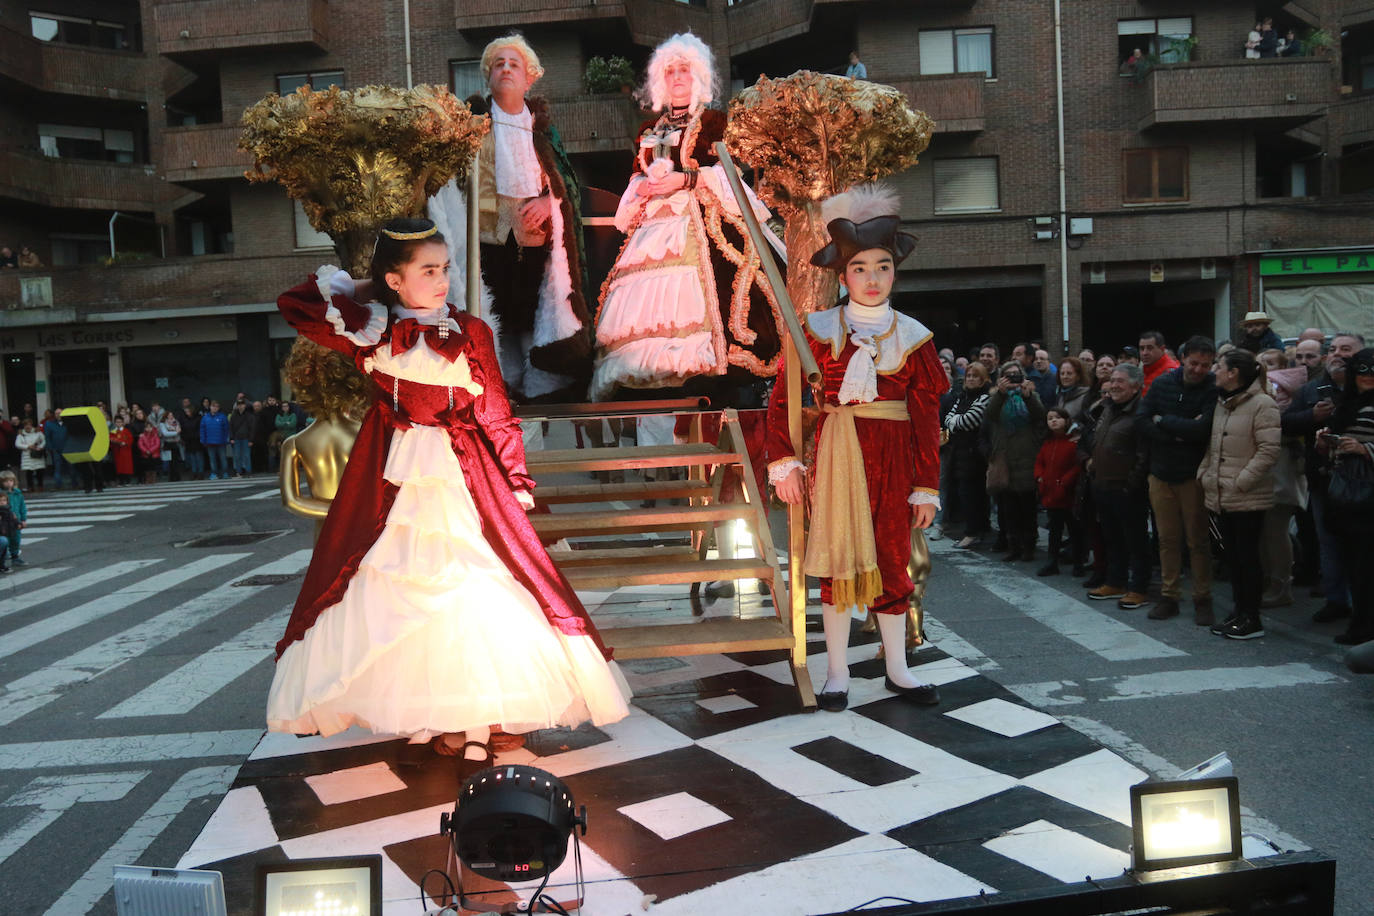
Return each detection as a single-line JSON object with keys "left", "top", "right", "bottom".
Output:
{"left": 491, "top": 103, "right": 543, "bottom": 199}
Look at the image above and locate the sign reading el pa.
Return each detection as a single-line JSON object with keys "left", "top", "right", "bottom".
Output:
{"left": 1260, "top": 251, "right": 1374, "bottom": 276}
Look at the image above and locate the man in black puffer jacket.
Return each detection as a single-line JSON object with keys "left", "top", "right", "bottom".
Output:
{"left": 1138, "top": 335, "right": 1217, "bottom": 624}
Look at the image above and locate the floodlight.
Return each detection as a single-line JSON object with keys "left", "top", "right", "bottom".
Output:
{"left": 1130, "top": 776, "right": 1241, "bottom": 872}
{"left": 113, "top": 865, "right": 226, "bottom": 916}
{"left": 254, "top": 855, "right": 382, "bottom": 916}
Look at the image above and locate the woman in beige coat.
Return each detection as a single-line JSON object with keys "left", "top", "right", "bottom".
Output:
{"left": 1197, "top": 349, "right": 1280, "bottom": 640}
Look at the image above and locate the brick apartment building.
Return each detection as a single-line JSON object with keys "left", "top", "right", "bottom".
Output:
{"left": 1, "top": 0, "right": 1371, "bottom": 413}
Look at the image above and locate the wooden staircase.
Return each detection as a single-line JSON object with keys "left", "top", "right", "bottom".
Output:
{"left": 520, "top": 404, "right": 815, "bottom": 707}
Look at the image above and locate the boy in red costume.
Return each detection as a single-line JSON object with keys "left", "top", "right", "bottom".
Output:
{"left": 767, "top": 186, "right": 948, "bottom": 711}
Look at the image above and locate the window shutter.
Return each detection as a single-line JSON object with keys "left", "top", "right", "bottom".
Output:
{"left": 1157, "top": 17, "right": 1192, "bottom": 37}
{"left": 934, "top": 158, "right": 999, "bottom": 212}
{"left": 919, "top": 31, "right": 955, "bottom": 76}
{"left": 1118, "top": 19, "right": 1156, "bottom": 35}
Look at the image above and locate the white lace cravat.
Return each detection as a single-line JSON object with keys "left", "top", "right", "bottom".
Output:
{"left": 837, "top": 301, "right": 892, "bottom": 405}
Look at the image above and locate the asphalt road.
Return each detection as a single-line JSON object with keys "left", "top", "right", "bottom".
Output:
{"left": 0, "top": 475, "right": 1368, "bottom": 914}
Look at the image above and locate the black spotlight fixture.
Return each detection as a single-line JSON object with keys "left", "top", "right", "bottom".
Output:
{"left": 438, "top": 764, "right": 587, "bottom": 914}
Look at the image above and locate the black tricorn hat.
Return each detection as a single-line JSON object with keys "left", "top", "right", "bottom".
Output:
{"left": 808, "top": 184, "right": 917, "bottom": 271}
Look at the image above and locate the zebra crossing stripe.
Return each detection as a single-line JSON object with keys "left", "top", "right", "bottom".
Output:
{"left": 241, "top": 488, "right": 282, "bottom": 500}
{"left": 0, "top": 554, "right": 246, "bottom": 661}
{"left": 0, "top": 551, "right": 310, "bottom": 727}
{"left": 0, "top": 565, "right": 65, "bottom": 595}
{"left": 16, "top": 525, "right": 91, "bottom": 534}
{"left": 101, "top": 604, "right": 293, "bottom": 719}
{"left": 39, "top": 765, "right": 240, "bottom": 916}
{"left": 0, "top": 729, "right": 262, "bottom": 769}
{"left": 0, "top": 561, "right": 156, "bottom": 622}
{"left": 21, "top": 514, "right": 134, "bottom": 523}
{"left": 0, "top": 770, "right": 148, "bottom": 867}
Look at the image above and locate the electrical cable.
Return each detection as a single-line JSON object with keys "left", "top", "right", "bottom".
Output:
{"left": 844, "top": 895, "right": 920, "bottom": 911}
{"left": 419, "top": 868, "right": 458, "bottom": 913}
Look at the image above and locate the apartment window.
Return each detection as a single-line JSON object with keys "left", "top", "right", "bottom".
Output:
{"left": 30, "top": 11, "right": 129, "bottom": 49}
{"left": 276, "top": 70, "right": 345, "bottom": 96}
{"left": 919, "top": 28, "right": 994, "bottom": 77}
{"left": 933, "top": 158, "right": 999, "bottom": 212}
{"left": 1118, "top": 18, "right": 1193, "bottom": 67}
{"left": 1123, "top": 148, "right": 1188, "bottom": 203}
{"left": 294, "top": 201, "right": 334, "bottom": 250}
{"left": 37, "top": 124, "right": 136, "bottom": 162}
{"left": 450, "top": 60, "right": 484, "bottom": 100}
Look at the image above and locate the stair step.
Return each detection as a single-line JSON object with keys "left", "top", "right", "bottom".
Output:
{"left": 535, "top": 479, "right": 713, "bottom": 505}
{"left": 605, "top": 618, "right": 794, "bottom": 659}
{"left": 563, "top": 558, "right": 773, "bottom": 589}
{"left": 528, "top": 443, "right": 741, "bottom": 473}
{"left": 532, "top": 504, "right": 753, "bottom": 536}
{"left": 553, "top": 545, "right": 698, "bottom": 567}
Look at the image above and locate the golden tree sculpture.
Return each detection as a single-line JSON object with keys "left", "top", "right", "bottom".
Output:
{"left": 726, "top": 72, "right": 934, "bottom": 315}
{"left": 240, "top": 84, "right": 487, "bottom": 276}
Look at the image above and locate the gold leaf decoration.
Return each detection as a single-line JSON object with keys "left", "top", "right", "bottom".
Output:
{"left": 725, "top": 71, "right": 934, "bottom": 314}
{"left": 239, "top": 84, "right": 488, "bottom": 275}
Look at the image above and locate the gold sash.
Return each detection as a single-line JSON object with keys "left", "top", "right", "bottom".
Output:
{"left": 805, "top": 399, "right": 909, "bottom": 610}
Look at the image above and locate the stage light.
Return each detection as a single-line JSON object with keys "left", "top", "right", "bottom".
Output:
{"left": 439, "top": 764, "right": 587, "bottom": 913}
{"left": 113, "top": 865, "right": 226, "bottom": 916}
{"left": 254, "top": 855, "right": 382, "bottom": 916}
{"left": 1130, "top": 776, "right": 1241, "bottom": 872}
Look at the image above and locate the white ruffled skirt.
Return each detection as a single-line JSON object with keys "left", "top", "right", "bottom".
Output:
{"left": 266, "top": 425, "right": 630, "bottom": 740}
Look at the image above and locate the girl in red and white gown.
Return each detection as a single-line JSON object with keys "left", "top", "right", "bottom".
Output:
{"left": 266, "top": 218, "right": 628, "bottom": 764}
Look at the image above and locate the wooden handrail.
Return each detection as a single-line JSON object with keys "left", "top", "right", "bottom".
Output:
{"left": 514, "top": 397, "right": 709, "bottom": 420}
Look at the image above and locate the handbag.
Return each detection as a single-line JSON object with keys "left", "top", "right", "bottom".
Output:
{"left": 1327, "top": 455, "right": 1374, "bottom": 512}
{"left": 985, "top": 452, "right": 1010, "bottom": 494}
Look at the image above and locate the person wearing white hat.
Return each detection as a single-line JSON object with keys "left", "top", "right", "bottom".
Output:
{"left": 1238, "top": 310, "right": 1282, "bottom": 353}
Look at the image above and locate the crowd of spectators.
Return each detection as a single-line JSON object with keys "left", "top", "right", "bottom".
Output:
{"left": 1244, "top": 19, "right": 1306, "bottom": 58}
{"left": 0, "top": 394, "right": 308, "bottom": 495}
{"left": 0, "top": 245, "right": 43, "bottom": 269}
{"left": 936, "top": 317, "right": 1374, "bottom": 650}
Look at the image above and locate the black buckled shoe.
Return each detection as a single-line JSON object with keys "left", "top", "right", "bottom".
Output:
{"left": 883, "top": 677, "right": 940, "bottom": 705}
{"left": 817, "top": 690, "right": 848, "bottom": 712}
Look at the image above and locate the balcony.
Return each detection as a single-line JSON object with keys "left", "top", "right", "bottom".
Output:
{"left": 454, "top": 0, "right": 628, "bottom": 32}
{"left": 889, "top": 73, "right": 985, "bottom": 133}
{"left": 550, "top": 95, "right": 645, "bottom": 155}
{"left": 1136, "top": 58, "right": 1332, "bottom": 131}
{"left": 1343, "top": 2, "right": 1374, "bottom": 27}
{"left": 154, "top": 0, "right": 328, "bottom": 56}
{"left": 0, "top": 253, "right": 323, "bottom": 317}
{"left": 163, "top": 124, "right": 253, "bottom": 183}
{"left": 726, "top": 0, "right": 813, "bottom": 56}
{"left": 0, "top": 24, "right": 148, "bottom": 102}
{"left": 623, "top": 0, "right": 710, "bottom": 48}
{"left": 1331, "top": 93, "right": 1374, "bottom": 146}
{"left": 1, "top": 151, "right": 167, "bottom": 211}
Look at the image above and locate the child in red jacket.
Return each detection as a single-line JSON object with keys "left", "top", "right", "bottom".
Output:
{"left": 1034, "top": 407, "right": 1084, "bottom": 577}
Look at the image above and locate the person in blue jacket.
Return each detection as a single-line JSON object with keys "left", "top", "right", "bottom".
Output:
{"left": 199, "top": 400, "right": 231, "bottom": 480}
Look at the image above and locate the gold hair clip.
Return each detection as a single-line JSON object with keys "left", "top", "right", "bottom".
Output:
{"left": 381, "top": 225, "right": 437, "bottom": 241}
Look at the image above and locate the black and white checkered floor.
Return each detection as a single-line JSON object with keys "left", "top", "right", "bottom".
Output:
{"left": 176, "top": 591, "right": 1240, "bottom": 916}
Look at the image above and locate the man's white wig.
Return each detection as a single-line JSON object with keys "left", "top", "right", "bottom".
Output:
{"left": 480, "top": 33, "right": 544, "bottom": 84}
{"left": 639, "top": 32, "right": 717, "bottom": 113}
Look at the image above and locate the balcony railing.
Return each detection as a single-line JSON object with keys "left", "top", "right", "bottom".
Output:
{"left": 163, "top": 124, "right": 253, "bottom": 182}
{"left": 0, "top": 253, "right": 324, "bottom": 315}
{"left": 1, "top": 151, "right": 167, "bottom": 211}
{"left": 0, "top": 24, "right": 148, "bottom": 101}
{"left": 550, "top": 95, "right": 645, "bottom": 155}
{"left": 888, "top": 73, "right": 986, "bottom": 133}
{"left": 1137, "top": 58, "right": 1332, "bottom": 130}
{"left": 455, "top": 0, "right": 627, "bottom": 31}
{"left": 154, "top": 0, "right": 328, "bottom": 55}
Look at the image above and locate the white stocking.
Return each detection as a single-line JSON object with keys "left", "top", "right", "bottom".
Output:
{"left": 821, "top": 603, "right": 852, "bottom": 694}
{"left": 876, "top": 612, "right": 924, "bottom": 688}
{"left": 465, "top": 725, "right": 491, "bottom": 761}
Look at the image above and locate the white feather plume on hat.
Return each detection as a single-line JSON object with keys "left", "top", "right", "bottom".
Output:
{"left": 821, "top": 183, "right": 900, "bottom": 225}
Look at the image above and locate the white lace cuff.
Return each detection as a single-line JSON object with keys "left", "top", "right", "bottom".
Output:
{"left": 314, "top": 265, "right": 356, "bottom": 303}
{"left": 909, "top": 490, "right": 941, "bottom": 509}
{"left": 323, "top": 296, "right": 387, "bottom": 348}
{"left": 515, "top": 491, "right": 536, "bottom": 511}
{"left": 768, "top": 458, "right": 804, "bottom": 486}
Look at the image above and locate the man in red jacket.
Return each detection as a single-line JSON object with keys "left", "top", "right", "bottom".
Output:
{"left": 1139, "top": 330, "right": 1179, "bottom": 395}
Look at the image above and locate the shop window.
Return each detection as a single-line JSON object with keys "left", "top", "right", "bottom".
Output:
{"left": 1117, "top": 17, "right": 1193, "bottom": 69}
{"left": 933, "top": 157, "right": 999, "bottom": 212}
{"left": 450, "top": 60, "right": 484, "bottom": 100}
{"left": 1123, "top": 148, "right": 1188, "bottom": 203}
{"left": 276, "top": 70, "right": 345, "bottom": 96}
{"left": 294, "top": 201, "right": 334, "bottom": 250}
{"left": 919, "top": 28, "right": 994, "bottom": 77}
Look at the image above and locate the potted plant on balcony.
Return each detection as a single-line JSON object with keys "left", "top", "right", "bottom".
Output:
{"left": 1305, "top": 29, "right": 1333, "bottom": 56}
{"left": 585, "top": 56, "right": 636, "bottom": 95}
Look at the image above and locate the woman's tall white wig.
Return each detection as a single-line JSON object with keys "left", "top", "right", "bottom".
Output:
{"left": 639, "top": 32, "right": 717, "bottom": 114}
